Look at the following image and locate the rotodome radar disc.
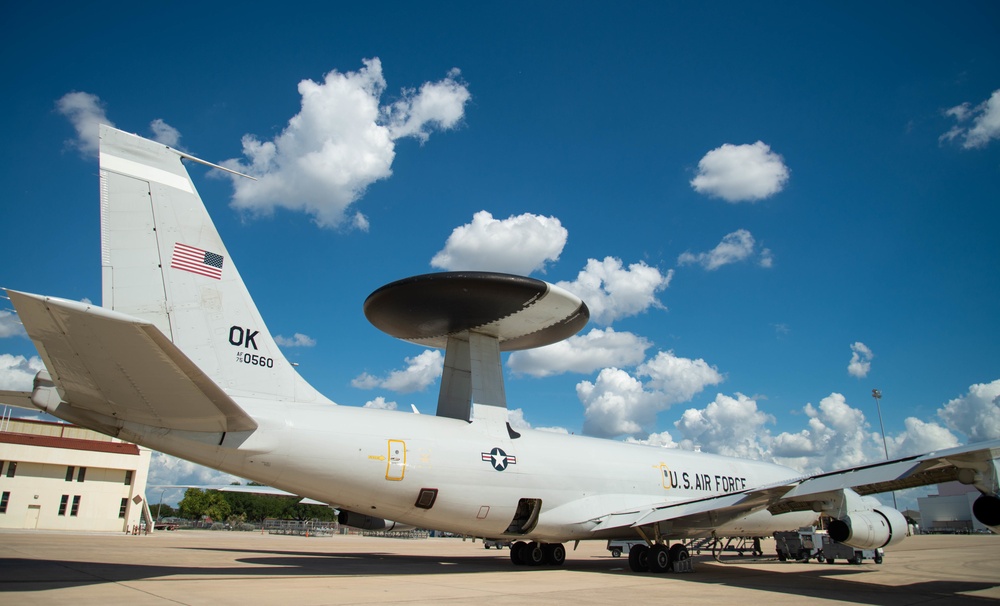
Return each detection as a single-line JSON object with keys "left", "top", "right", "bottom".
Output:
{"left": 364, "top": 272, "right": 589, "bottom": 351}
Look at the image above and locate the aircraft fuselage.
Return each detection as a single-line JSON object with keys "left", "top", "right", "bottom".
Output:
{"left": 116, "top": 398, "right": 815, "bottom": 542}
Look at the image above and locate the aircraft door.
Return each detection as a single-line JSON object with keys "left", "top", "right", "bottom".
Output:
{"left": 504, "top": 498, "right": 542, "bottom": 535}
{"left": 386, "top": 440, "right": 406, "bottom": 481}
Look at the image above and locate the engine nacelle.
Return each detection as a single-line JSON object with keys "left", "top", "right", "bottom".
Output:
{"left": 972, "top": 494, "right": 1000, "bottom": 528}
{"left": 337, "top": 510, "right": 416, "bottom": 532}
{"left": 828, "top": 505, "right": 907, "bottom": 549}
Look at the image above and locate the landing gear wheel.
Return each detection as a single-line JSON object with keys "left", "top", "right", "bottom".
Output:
{"left": 510, "top": 541, "right": 526, "bottom": 565}
{"left": 874, "top": 554, "right": 883, "bottom": 564}
{"left": 543, "top": 543, "right": 566, "bottom": 566}
{"left": 648, "top": 545, "right": 670, "bottom": 573}
{"left": 524, "top": 541, "right": 545, "bottom": 566}
{"left": 628, "top": 544, "right": 649, "bottom": 572}
{"left": 668, "top": 544, "right": 690, "bottom": 571}
{"left": 611, "top": 548, "right": 622, "bottom": 558}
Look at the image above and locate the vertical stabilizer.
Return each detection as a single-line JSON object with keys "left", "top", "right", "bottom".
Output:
{"left": 98, "top": 125, "right": 330, "bottom": 404}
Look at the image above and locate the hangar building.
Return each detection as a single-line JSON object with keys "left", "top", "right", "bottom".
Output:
{"left": 918, "top": 481, "right": 989, "bottom": 533}
{"left": 0, "top": 415, "right": 152, "bottom": 532}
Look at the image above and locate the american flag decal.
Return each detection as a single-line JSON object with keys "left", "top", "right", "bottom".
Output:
{"left": 171, "top": 242, "right": 224, "bottom": 280}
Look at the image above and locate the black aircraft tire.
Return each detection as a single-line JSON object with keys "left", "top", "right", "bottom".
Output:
{"left": 648, "top": 545, "right": 670, "bottom": 573}
{"left": 668, "top": 544, "right": 690, "bottom": 571}
{"left": 525, "top": 542, "right": 545, "bottom": 566}
{"left": 510, "top": 541, "right": 526, "bottom": 565}
{"left": 544, "top": 543, "right": 566, "bottom": 566}
{"left": 628, "top": 544, "right": 649, "bottom": 572}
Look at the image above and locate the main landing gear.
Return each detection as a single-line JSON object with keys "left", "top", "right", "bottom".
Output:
{"left": 628, "top": 543, "right": 691, "bottom": 573}
{"left": 509, "top": 541, "right": 567, "bottom": 566}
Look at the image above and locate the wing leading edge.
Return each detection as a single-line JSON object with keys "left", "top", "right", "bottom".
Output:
{"left": 7, "top": 289, "right": 257, "bottom": 434}
{"left": 591, "top": 439, "right": 1000, "bottom": 534}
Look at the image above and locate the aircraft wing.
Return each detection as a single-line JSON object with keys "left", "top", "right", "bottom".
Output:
{"left": 7, "top": 290, "right": 257, "bottom": 433}
{"left": 591, "top": 439, "right": 1000, "bottom": 533}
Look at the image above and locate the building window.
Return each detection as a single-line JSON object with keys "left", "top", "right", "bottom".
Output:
{"left": 119, "top": 497, "right": 128, "bottom": 518}
{"left": 0, "top": 461, "right": 4, "bottom": 475}
{"left": 0, "top": 491, "right": 9, "bottom": 514}
{"left": 66, "top": 466, "right": 75, "bottom": 481}
{"left": 124, "top": 470, "right": 133, "bottom": 486}
{"left": 71, "top": 495, "right": 81, "bottom": 517}
{"left": 58, "top": 495, "right": 69, "bottom": 516}
{"left": 6, "top": 461, "right": 16, "bottom": 478}
{"left": 77, "top": 467, "right": 86, "bottom": 482}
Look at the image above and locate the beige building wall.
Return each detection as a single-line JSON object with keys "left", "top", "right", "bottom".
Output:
{"left": 0, "top": 418, "right": 152, "bottom": 532}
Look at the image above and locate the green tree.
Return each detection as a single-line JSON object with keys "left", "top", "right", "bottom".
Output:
{"left": 178, "top": 488, "right": 209, "bottom": 519}
{"left": 203, "top": 491, "right": 232, "bottom": 522}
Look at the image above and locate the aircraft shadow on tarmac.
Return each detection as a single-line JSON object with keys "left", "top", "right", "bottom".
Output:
{"left": 0, "top": 549, "right": 993, "bottom": 604}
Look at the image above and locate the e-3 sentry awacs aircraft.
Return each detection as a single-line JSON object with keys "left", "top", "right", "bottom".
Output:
{"left": 5, "top": 125, "right": 1000, "bottom": 572}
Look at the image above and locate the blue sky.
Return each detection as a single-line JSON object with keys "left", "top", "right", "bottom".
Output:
{"left": 2, "top": 2, "right": 999, "bottom": 501}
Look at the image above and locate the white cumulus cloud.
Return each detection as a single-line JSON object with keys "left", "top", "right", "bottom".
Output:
{"left": 363, "top": 396, "right": 398, "bottom": 410}
{"left": 507, "top": 328, "right": 651, "bottom": 378}
{"left": 940, "top": 89, "right": 1000, "bottom": 149}
{"left": 637, "top": 350, "right": 725, "bottom": 401}
{"left": 384, "top": 68, "right": 471, "bottom": 143}
{"left": 772, "top": 393, "right": 879, "bottom": 473}
{"left": 507, "top": 407, "right": 570, "bottom": 435}
{"left": 887, "top": 417, "right": 959, "bottom": 458}
{"left": 351, "top": 349, "right": 443, "bottom": 393}
{"left": 55, "top": 91, "right": 114, "bottom": 156}
{"left": 677, "top": 229, "right": 773, "bottom": 270}
{"left": 578, "top": 368, "right": 660, "bottom": 437}
{"left": 577, "top": 350, "right": 723, "bottom": 438}
{"left": 557, "top": 257, "right": 672, "bottom": 325}
{"left": 149, "top": 118, "right": 181, "bottom": 147}
{"left": 274, "top": 333, "right": 317, "bottom": 347}
{"left": 0, "top": 311, "right": 26, "bottom": 339}
{"left": 690, "top": 141, "right": 789, "bottom": 202}
{"left": 625, "top": 431, "right": 679, "bottom": 448}
{"left": 222, "top": 58, "right": 470, "bottom": 229}
{"left": 0, "top": 354, "right": 45, "bottom": 391}
{"left": 847, "top": 342, "right": 874, "bottom": 378}
{"left": 430, "top": 211, "right": 567, "bottom": 274}
{"left": 937, "top": 379, "right": 1000, "bottom": 442}
{"left": 674, "top": 393, "right": 774, "bottom": 460}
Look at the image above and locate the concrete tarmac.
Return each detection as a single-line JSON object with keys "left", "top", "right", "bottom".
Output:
{"left": 1, "top": 530, "right": 998, "bottom": 605}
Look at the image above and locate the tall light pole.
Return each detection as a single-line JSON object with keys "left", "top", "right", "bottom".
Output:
{"left": 872, "top": 389, "right": 898, "bottom": 510}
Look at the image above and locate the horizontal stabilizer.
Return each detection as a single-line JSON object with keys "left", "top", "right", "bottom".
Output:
{"left": 152, "top": 483, "right": 332, "bottom": 507}
{"left": 0, "top": 390, "right": 36, "bottom": 411}
{"left": 7, "top": 290, "right": 257, "bottom": 433}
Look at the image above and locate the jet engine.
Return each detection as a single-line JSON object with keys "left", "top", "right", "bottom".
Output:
{"left": 972, "top": 494, "right": 1000, "bottom": 528}
{"left": 828, "top": 504, "right": 907, "bottom": 550}
{"left": 337, "top": 510, "right": 416, "bottom": 532}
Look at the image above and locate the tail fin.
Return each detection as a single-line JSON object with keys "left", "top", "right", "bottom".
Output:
{"left": 98, "top": 125, "right": 330, "bottom": 404}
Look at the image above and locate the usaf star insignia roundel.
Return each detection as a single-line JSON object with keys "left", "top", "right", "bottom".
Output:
{"left": 481, "top": 447, "right": 517, "bottom": 471}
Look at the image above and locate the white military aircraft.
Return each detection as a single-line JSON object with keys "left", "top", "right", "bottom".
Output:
{"left": 5, "top": 125, "right": 999, "bottom": 573}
